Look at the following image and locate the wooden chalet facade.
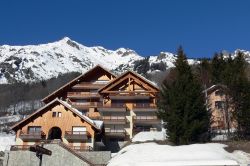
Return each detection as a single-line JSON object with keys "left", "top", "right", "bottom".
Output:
{"left": 98, "top": 71, "right": 161, "bottom": 141}
{"left": 11, "top": 65, "right": 161, "bottom": 150}
{"left": 204, "top": 84, "right": 236, "bottom": 131}
{"left": 11, "top": 98, "right": 101, "bottom": 151}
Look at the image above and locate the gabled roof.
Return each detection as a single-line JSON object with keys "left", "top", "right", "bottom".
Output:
{"left": 203, "top": 84, "right": 228, "bottom": 94}
{"left": 11, "top": 98, "right": 101, "bottom": 131}
{"left": 98, "top": 70, "right": 159, "bottom": 93}
{"left": 42, "top": 64, "right": 116, "bottom": 103}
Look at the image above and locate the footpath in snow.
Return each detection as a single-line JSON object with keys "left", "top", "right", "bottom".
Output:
{"left": 109, "top": 131, "right": 250, "bottom": 166}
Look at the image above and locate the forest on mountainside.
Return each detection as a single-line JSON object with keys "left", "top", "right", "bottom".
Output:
{"left": 0, "top": 72, "right": 80, "bottom": 116}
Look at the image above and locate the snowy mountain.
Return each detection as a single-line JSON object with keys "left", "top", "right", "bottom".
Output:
{"left": 0, "top": 37, "right": 249, "bottom": 84}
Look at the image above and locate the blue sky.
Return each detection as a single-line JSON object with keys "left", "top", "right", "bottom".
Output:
{"left": 0, "top": 0, "right": 250, "bottom": 58}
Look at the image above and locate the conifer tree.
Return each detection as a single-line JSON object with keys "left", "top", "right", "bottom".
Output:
{"left": 157, "top": 46, "right": 210, "bottom": 145}
{"left": 227, "top": 52, "right": 250, "bottom": 139}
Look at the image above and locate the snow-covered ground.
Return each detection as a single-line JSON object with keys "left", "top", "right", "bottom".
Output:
{"left": 132, "top": 131, "right": 166, "bottom": 142}
{"left": 0, "top": 133, "right": 15, "bottom": 151}
{"left": 108, "top": 143, "right": 250, "bottom": 166}
{"left": 109, "top": 131, "right": 250, "bottom": 166}
{"left": 0, "top": 115, "right": 22, "bottom": 125}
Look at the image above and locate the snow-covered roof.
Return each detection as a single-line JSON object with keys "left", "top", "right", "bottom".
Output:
{"left": 202, "top": 84, "right": 227, "bottom": 94}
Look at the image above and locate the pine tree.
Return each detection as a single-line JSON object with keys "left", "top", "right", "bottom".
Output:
{"left": 227, "top": 52, "right": 250, "bottom": 139}
{"left": 211, "top": 53, "right": 226, "bottom": 84}
{"left": 157, "top": 46, "right": 210, "bottom": 145}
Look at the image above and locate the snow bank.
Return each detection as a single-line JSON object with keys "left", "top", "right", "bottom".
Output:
{"left": 0, "top": 133, "right": 15, "bottom": 151}
{"left": 132, "top": 131, "right": 166, "bottom": 142}
{"left": 108, "top": 143, "right": 242, "bottom": 166}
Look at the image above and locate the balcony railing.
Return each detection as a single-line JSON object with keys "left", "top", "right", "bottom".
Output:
{"left": 102, "top": 116, "right": 127, "bottom": 124}
{"left": 72, "top": 82, "right": 107, "bottom": 89}
{"left": 133, "top": 116, "right": 160, "bottom": 124}
{"left": 19, "top": 131, "right": 45, "bottom": 141}
{"left": 70, "top": 101, "right": 98, "bottom": 108}
{"left": 133, "top": 103, "right": 158, "bottom": 112}
{"left": 109, "top": 92, "right": 151, "bottom": 100}
{"left": 65, "top": 131, "right": 90, "bottom": 141}
{"left": 105, "top": 128, "right": 126, "bottom": 137}
{"left": 67, "top": 92, "right": 100, "bottom": 99}
{"left": 98, "top": 103, "right": 127, "bottom": 112}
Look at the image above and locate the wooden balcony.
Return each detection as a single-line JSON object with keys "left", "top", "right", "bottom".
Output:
{"left": 133, "top": 103, "right": 158, "bottom": 112}
{"left": 19, "top": 131, "right": 45, "bottom": 141}
{"left": 70, "top": 102, "right": 98, "bottom": 109}
{"left": 133, "top": 116, "right": 160, "bottom": 124}
{"left": 102, "top": 116, "right": 127, "bottom": 124}
{"left": 98, "top": 103, "right": 127, "bottom": 112}
{"left": 109, "top": 92, "right": 151, "bottom": 100}
{"left": 67, "top": 92, "right": 100, "bottom": 99}
{"left": 64, "top": 131, "right": 90, "bottom": 141}
{"left": 72, "top": 82, "right": 106, "bottom": 89}
{"left": 105, "top": 128, "right": 126, "bottom": 137}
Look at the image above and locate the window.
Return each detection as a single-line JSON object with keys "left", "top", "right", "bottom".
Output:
{"left": 28, "top": 126, "right": 41, "bottom": 133}
{"left": 52, "top": 112, "right": 62, "bottom": 117}
{"left": 58, "top": 112, "right": 62, "bottom": 117}
{"left": 72, "top": 126, "right": 86, "bottom": 134}
{"left": 52, "top": 112, "right": 57, "bottom": 117}
{"left": 215, "top": 101, "right": 225, "bottom": 109}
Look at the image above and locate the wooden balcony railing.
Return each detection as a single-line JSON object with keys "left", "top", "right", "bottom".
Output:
{"left": 70, "top": 101, "right": 98, "bottom": 108}
{"left": 133, "top": 116, "right": 160, "bottom": 124}
{"left": 72, "top": 82, "right": 107, "bottom": 89}
{"left": 133, "top": 103, "right": 156, "bottom": 108}
{"left": 98, "top": 103, "right": 126, "bottom": 108}
{"left": 97, "top": 103, "right": 127, "bottom": 112}
{"left": 65, "top": 131, "right": 90, "bottom": 141}
{"left": 19, "top": 131, "right": 45, "bottom": 141}
{"left": 109, "top": 91, "right": 151, "bottom": 96}
{"left": 102, "top": 116, "right": 127, "bottom": 124}
{"left": 109, "top": 92, "right": 152, "bottom": 100}
{"left": 105, "top": 128, "right": 126, "bottom": 137}
{"left": 133, "top": 103, "right": 157, "bottom": 112}
{"left": 67, "top": 92, "right": 100, "bottom": 98}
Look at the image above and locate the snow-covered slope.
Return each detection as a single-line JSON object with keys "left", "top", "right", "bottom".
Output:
{"left": 0, "top": 37, "right": 249, "bottom": 84}
{"left": 108, "top": 143, "right": 249, "bottom": 166}
{"left": 0, "top": 37, "right": 143, "bottom": 84}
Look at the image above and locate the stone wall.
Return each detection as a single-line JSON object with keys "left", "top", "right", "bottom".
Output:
{"left": 3, "top": 144, "right": 91, "bottom": 166}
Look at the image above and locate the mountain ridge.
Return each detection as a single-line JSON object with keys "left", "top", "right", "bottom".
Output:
{"left": 0, "top": 37, "right": 249, "bottom": 84}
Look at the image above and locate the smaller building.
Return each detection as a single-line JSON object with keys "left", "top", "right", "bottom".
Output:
{"left": 203, "top": 84, "right": 236, "bottom": 132}
{"left": 11, "top": 98, "right": 102, "bottom": 151}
